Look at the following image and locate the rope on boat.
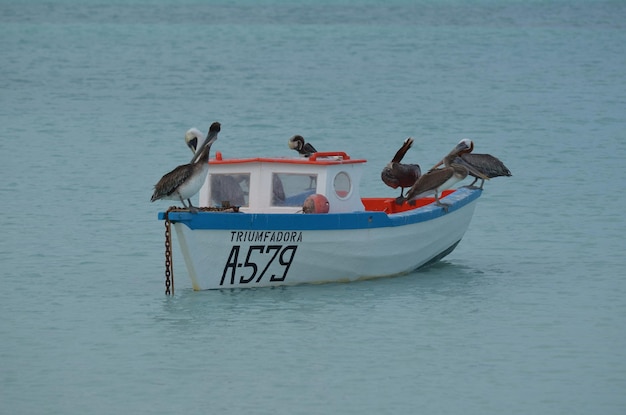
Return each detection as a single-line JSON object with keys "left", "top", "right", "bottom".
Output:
{"left": 163, "top": 205, "right": 240, "bottom": 295}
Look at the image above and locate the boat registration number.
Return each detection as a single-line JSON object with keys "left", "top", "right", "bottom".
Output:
{"left": 220, "top": 245, "right": 298, "bottom": 286}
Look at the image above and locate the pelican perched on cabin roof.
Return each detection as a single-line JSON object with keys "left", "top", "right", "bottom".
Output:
{"left": 431, "top": 139, "right": 511, "bottom": 189}
{"left": 381, "top": 137, "right": 421, "bottom": 198}
{"left": 397, "top": 138, "right": 489, "bottom": 212}
{"left": 288, "top": 135, "right": 317, "bottom": 157}
{"left": 151, "top": 122, "right": 221, "bottom": 212}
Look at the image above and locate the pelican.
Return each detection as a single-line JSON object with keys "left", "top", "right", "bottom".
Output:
{"left": 288, "top": 135, "right": 317, "bottom": 157}
{"left": 151, "top": 122, "right": 221, "bottom": 212}
{"left": 434, "top": 139, "right": 512, "bottom": 189}
{"left": 381, "top": 137, "right": 421, "bottom": 198}
{"left": 397, "top": 139, "right": 489, "bottom": 212}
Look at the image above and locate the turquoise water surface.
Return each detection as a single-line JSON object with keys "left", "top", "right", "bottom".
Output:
{"left": 2, "top": 1, "right": 625, "bottom": 414}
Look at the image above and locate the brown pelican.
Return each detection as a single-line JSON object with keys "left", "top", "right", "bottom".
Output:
{"left": 431, "top": 139, "right": 512, "bottom": 189}
{"left": 397, "top": 139, "right": 489, "bottom": 212}
{"left": 381, "top": 137, "right": 421, "bottom": 198}
{"left": 151, "top": 122, "right": 221, "bottom": 212}
{"left": 288, "top": 135, "right": 317, "bottom": 157}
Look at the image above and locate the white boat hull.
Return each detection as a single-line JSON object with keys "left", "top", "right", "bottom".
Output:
{"left": 165, "top": 188, "right": 480, "bottom": 290}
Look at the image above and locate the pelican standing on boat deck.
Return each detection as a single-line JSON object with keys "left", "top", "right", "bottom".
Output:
{"left": 431, "top": 139, "right": 511, "bottom": 189}
{"left": 381, "top": 137, "right": 422, "bottom": 198}
{"left": 288, "top": 135, "right": 317, "bottom": 157}
{"left": 397, "top": 139, "right": 489, "bottom": 212}
{"left": 151, "top": 122, "right": 221, "bottom": 212}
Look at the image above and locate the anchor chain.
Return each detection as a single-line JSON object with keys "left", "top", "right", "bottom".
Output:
{"left": 162, "top": 205, "right": 239, "bottom": 295}
{"left": 164, "top": 208, "right": 175, "bottom": 295}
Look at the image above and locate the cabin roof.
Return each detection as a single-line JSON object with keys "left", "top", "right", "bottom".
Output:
{"left": 210, "top": 151, "right": 367, "bottom": 166}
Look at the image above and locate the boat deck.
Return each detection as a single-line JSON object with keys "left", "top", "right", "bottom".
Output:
{"left": 361, "top": 190, "right": 454, "bottom": 214}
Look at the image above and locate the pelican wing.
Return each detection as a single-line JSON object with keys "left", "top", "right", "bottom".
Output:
{"left": 303, "top": 142, "right": 317, "bottom": 154}
{"left": 395, "top": 163, "right": 421, "bottom": 187}
{"left": 381, "top": 166, "right": 400, "bottom": 188}
{"left": 460, "top": 153, "right": 511, "bottom": 178}
{"left": 405, "top": 167, "right": 454, "bottom": 200}
{"left": 151, "top": 163, "right": 194, "bottom": 200}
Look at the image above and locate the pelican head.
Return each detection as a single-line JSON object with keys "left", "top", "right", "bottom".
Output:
{"left": 451, "top": 138, "right": 490, "bottom": 181}
{"left": 288, "top": 135, "right": 305, "bottom": 151}
{"left": 185, "top": 128, "right": 204, "bottom": 154}
{"left": 430, "top": 138, "right": 475, "bottom": 170}
{"left": 455, "top": 138, "right": 474, "bottom": 155}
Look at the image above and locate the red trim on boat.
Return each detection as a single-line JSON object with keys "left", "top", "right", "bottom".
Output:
{"left": 362, "top": 190, "right": 455, "bottom": 214}
{"left": 211, "top": 151, "right": 366, "bottom": 165}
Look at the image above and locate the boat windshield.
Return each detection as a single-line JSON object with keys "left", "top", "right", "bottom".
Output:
{"left": 271, "top": 173, "right": 317, "bottom": 207}
{"left": 210, "top": 174, "right": 250, "bottom": 207}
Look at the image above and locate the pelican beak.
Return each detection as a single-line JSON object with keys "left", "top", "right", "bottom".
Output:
{"left": 196, "top": 132, "right": 217, "bottom": 157}
{"left": 429, "top": 159, "right": 444, "bottom": 172}
{"left": 468, "top": 165, "right": 490, "bottom": 180}
{"left": 203, "top": 132, "right": 219, "bottom": 149}
{"left": 202, "top": 123, "right": 220, "bottom": 150}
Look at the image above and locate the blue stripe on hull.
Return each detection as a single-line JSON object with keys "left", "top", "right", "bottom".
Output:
{"left": 158, "top": 188, "right": 481, "bottom": 231}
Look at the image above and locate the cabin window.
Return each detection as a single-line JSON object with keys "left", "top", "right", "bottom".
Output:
{"left": 271, "top": 173, "right": 317, "bottom": 206}
{"left": 210, "top": 174, "right": 249, "bottom": 207}
{"left": 333, "top": 171, "right": 351, "bottom": 199}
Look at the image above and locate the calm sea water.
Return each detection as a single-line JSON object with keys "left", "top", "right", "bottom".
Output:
{"left": 2, "top": 0, "right": 626, "bottom": 413}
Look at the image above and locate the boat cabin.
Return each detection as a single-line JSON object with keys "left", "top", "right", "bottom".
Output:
{"left": 199, "top": 151, "right": 367, "bottom": 213}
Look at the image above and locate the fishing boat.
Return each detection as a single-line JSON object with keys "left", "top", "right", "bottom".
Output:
{"left": 158, "top": 150, "right": 482, "bottom": 291}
